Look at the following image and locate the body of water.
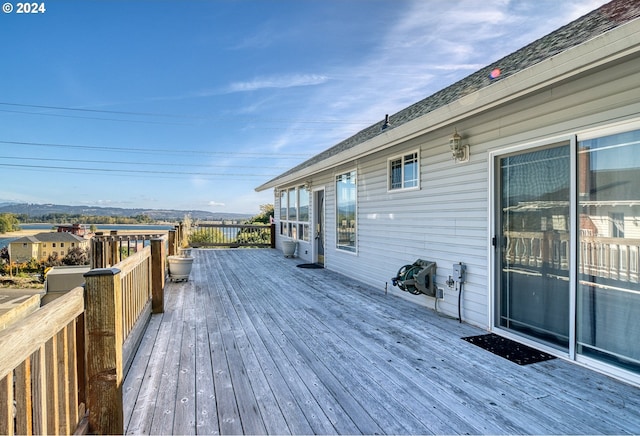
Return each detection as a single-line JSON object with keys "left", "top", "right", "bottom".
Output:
{"left": 0, "top": 237, "right": 16, "bottom": 250}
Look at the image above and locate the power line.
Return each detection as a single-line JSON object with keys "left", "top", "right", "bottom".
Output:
{"left": 0, "top": 162, "right": 276, "bottom": 178}
{"left": 0, "top": 140, "right": 311, "bottom": 159}
{"left": 0, "top": 164, "right": 262, "bottom": 181}
{"left": 0, "top": 102, "right": 182, "bottom": 118}
{"left": 0, "top": 109, "right": 191, "bottom": 126}
{"left": 1, "top": 155, "right": 289, "bottom": 170}
{"left": 0, "top": 101, "right": 376, "bottom": 124}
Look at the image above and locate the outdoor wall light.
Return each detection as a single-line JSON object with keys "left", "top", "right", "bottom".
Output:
{"left": 449, "top": 129, "right": 470, "bottom": 163}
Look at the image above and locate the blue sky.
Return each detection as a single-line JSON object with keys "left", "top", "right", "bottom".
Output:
{"left": 1, "top": 0, "right": 609, "bottom": 214}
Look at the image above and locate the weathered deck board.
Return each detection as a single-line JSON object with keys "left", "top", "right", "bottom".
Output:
{"left": 124, "top": 249, "right": 640, "bottom": 435}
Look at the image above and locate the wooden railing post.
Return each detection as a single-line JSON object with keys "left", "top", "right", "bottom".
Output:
{"left": 83, "top": 268, "right": 124, "bottom": 435}
{"left": 151, "top": 238, "right": 165, "bottom": 314}
{"left": 168, "top": 229, "right": 176, "bottom": 256}
{"left": 270, "top": 223, "right": 276, "bottom": 248}
{"left": 91, "top": 238, "right": 103, "bottom": 269}
{"left": 110, "top": 231, "right": 119, "bottom": 266}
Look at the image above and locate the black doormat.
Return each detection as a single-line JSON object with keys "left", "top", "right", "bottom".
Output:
{"left": 461, "top": 333, "right": 556, "bottom": 365}
{"left": 296, "top": 263, "right": 324, "bottom": 269}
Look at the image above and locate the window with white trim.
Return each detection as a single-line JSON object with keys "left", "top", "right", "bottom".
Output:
{"left": 279, "top": 185, "right": 310, "bottom": 241}
{"left": 388, "top": 151, "right": 419, "bottom": 190}
{"left": 336, "top": 170, "right": 356, "bottom": 252}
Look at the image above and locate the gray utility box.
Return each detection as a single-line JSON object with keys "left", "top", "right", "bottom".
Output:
{"left": 44, "top": 265, "right": 91, "bottom": 305}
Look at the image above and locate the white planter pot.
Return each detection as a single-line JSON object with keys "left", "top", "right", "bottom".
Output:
{"left": 178, "top": 247, "right": 193, "bottom": 257}
{"left": 282, "top": 240, "right": 297, "bottom": 258}
{"left": 168, "top": 255, "right": 194, "bottom": 281}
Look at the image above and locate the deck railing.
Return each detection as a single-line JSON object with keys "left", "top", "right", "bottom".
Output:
{"left": 1, "top": 235, "right": 167, "bottom": 435}
{"left": 0, "top": 287, "right": 86, "bottom": 435}
{"left": 90, "top": 231, "right": 173, "bottom": 268}
{"left": 189, "top": 223, "right": 275, "bottom": 248}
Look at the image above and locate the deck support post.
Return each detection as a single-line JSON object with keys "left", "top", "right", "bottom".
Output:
{"left": 83, "top": 268, "right": 124, "bottom": 435}
{"left": 151, "top": 238, "right": 165, "bottom": 314}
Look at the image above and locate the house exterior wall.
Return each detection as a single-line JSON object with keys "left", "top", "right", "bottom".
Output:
{"left": 38, "top": 238, "right": 89, "bottom": 260}
{"left": 9, "top": 234, "right": 90, "bottom": 263}
{"left": 265, "top": 13, "right": 640, "bottom": 385}
{"left": 9, "top": 242, "right": 40, "bottom": 263}
{"left": 275, "top": 49, "right": 640, "bottom": 330}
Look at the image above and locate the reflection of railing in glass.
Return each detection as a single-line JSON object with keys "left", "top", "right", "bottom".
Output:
{"left": 505, "top": 230, "right": 640, "bottom": 284}
{"left": 580, "top": 236, "right": 640, "bottom": 283}
{"left": 505, "top": 231, "right": 569, "bottom": 271}
{"left": 337, "top": 220, "right": 355, "bottom": 247}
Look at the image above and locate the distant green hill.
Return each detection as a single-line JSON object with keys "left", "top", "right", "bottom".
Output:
{"left": 0, "top": 203, "right": 252, "bottom": 222}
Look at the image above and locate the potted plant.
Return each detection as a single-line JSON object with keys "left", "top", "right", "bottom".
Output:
{"left": 282, "top": 239, "right": 297, "bottom": 258}
{"left": 168, "top": 216, "right": 195, "bottom": 281}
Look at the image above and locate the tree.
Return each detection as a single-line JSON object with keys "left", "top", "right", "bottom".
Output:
{"left": 249, "top": 204, "right": 274, "bottom": 224}
{"left": 63, "top": 247, "right": 90, "bottom": 265}
{"left": 44, "top": 252, "right": 63, "bottom": 268}
{"left": 0, "top": 213, "right": 20, "bottom": 233}
{"left": 0, "top": 247, "right": 9, "bottom": 264}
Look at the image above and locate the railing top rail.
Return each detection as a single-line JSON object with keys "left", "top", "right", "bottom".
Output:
{"left": 580, "top": 236, "right": 640, "bottom": 245}
{"left": 196, "top": 223, "right": 270, "bottom": 228}
{"left": 92, "top": 233, "right": 168, "bottom": 241}
{"left": 0, "top": 286, "right": 84, "bottom": 380}
{"left": 115, "top": 245, "right": 152, "bottom": 276}
{"left": 507, "top": 232, "right": 640, "bottom": 245}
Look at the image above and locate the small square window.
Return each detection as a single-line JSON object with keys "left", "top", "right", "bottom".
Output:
{"left": 389, "top": 151, "right": 419, "bottom": 190}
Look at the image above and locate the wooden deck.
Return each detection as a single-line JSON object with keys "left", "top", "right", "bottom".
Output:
{"left": 123, "top": 249, "right": 640, "bottom": 435}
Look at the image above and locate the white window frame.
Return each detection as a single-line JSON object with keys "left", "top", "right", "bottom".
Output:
{"left": 336, "top": 169, "right": 357, "bottom": 253}
{"left": 279, "top": 185, "right": 310, "bottom": 242}
{"left": 388, "top": 150, "right": 420, "bottom": 191}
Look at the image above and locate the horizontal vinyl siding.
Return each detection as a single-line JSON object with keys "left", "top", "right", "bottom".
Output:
{"left": 274, "top": 53, "right": 640, "bottom": 330}
{"left": 352, "top": 141, "right": 490, "bottom": 326}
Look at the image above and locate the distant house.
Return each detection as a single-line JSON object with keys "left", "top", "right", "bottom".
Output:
{"left": 257, "top": 0, "right": 640, "bottom": 386}
{"left": 56, "top": 223, "right": 87, "bottom": 236}
{"left": 9, "top": 232, "right": 90, "bottom": 263}
{"left": 8, "top": 236, "right": 40, "bottom": 263}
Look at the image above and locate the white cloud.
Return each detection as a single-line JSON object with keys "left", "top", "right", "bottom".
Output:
{"left": 208, "top": 201, "right": 225, "bottom": 207}
{"left": 226, "top": 74, "right": 329, "bottom": 93}
{"left": 265, "top": 0, "right": 612, "bottom": 162}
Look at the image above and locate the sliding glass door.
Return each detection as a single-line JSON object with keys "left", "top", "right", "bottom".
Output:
{"left": 494, "top": 127, "right": 640, "bottom": 380}
{"left": 577, "top": 129, "right": 640, "bottom": 372}
{"left": 496, "top": 143, "right": 571, "bottom": 351}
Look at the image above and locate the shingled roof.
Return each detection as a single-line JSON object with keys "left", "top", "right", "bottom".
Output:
{"left": 11, "top": 232, "right": 86, "bottom": 244}
{"left": 258, "top": 0, "right": 640, "bottom": 189}
{"left": 10, "top": 235, "right": 40, "bottom": 244}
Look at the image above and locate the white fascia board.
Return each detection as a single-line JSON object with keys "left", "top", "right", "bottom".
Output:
{"left": 256, "top": 18, "right": 640, "bottom": 192}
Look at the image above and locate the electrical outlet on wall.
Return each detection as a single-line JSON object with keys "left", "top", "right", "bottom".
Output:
{"left": 436, "top": 288, "right": 444, "bottom": 299}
